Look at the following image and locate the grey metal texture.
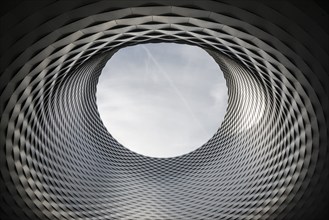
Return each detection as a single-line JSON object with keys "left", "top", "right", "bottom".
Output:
{"left": 0, "top": 0, "right": 328, "bottom": 219}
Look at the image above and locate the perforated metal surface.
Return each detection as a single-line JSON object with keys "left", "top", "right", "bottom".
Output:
{"left": 0, "top": 1, "right": 328, "bottom": 219}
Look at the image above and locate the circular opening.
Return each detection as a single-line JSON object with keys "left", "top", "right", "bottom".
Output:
{"left": 96, "top": 43, "right": 228, "bottom": 158}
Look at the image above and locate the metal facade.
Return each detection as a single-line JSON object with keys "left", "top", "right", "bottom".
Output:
{"left": 0, "top": 1, "right": 328, "bottom": 219}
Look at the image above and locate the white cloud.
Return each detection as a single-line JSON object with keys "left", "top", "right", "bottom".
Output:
{"left": 96, "top": 43, "right": 228, "bottom": 158}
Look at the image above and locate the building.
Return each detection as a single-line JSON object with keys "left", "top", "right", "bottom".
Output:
{"left": 0, "top": 1, "right": 328, "bottom": 219}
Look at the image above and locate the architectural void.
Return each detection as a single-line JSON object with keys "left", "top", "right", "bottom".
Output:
{"left": 97, "top": 43, "right": 228, "bottom": 158}
{"left": 0, "top": 1, "right": 328, "bottom": 220}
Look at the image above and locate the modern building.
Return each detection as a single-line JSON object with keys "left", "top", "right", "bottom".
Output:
{"left": 0, "top": 1, "right": 328, "bottom": 219}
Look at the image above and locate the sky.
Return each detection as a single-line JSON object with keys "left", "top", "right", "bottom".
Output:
{"left": 96, "top": 43, "right": 228, "bottom": 158}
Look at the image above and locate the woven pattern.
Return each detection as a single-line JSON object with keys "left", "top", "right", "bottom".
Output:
{"left": 0, "top": 1, "right": 328, "bottom": 219}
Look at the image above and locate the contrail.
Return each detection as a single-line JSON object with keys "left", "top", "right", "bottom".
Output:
{"left": 141, "top": 45, "right": 209, "bottom": 136}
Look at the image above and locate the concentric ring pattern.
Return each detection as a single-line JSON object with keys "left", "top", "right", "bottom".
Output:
{"left": 0, "top": 1, "right": 328, "bottom": 220}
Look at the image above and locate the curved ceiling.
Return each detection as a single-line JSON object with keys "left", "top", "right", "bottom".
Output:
{"left": 0, "top": 1, "right": 328, "bottom": 220}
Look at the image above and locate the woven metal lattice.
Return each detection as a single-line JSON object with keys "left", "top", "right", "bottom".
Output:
{"left": 0, "top": 1, "right": 328, "bottom": 219}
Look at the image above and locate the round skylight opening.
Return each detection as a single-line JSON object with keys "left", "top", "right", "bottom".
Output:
{"left": 96, "top": 43, "right": 228, "bottom": 158}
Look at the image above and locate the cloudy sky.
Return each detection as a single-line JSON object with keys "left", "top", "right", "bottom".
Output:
{"left": 96, "top": 43, "right": 228, "bottom": 158}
